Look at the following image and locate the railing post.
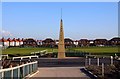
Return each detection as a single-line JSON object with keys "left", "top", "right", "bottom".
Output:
{"left": 111, "top": 56, "right": 113, "bottom": 66}
{"left": 102, "top": 63, "right": 104, "bottom": 77}
{"left": 10, "top": 65, "right": 13, "bottom": 79}
{"left": 22, "top": 63, "right": 24, "bottom": 78}
{"left": 85, "top": 55, "right": 88, "bottom": 67}
{"left": 17, "top": 64, "right": 20, "bottom": 78}
{"left": 0, "top": 66, "right": 3, "bottom": 79}
{"left": 88, "top": 58, "right": 91, "bottom": 65}
{"left": 36, "top": 63, "right": 38, "bottom": 71}
{"left": 28, "top": 63, "right": 30, "bottom": 75}
{"left": 2, "top": 70, "right": 4, "bottom": 79}
{"left": 97, "top": 58, "right": 100, "bottom": 66}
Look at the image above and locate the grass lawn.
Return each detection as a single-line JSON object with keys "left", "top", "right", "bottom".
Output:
{"left": 2, "top": 46, "right": 119, "bottom": 56}
{"left": 2, "top": 47, "right": 58, "bottom": 55}
{"left": 71, "top": 46, "right": 119, "bottom": 53}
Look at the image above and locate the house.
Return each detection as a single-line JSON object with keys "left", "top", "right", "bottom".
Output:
{"left": 109, "top": 37, "right": 120, "bottom": 46}
{"left": 89, "top": 40, "right": 95, "bottom": 46}
{"left": 42, "top": 38, "right": 55, "bottom": 47}
{"left": 55, "top": 40, "right": 59, "bottom": 45}
{"left": 7, "top": 38, "right": 11, "bottom": 46}
{"left": 23, "top": 38, "right": 38, "bottom": 47}
{"left": 64, "top": 38, "right": 74, "bottom": 48}
{"left": 73, "top": 40, "right": 79, "bottom": 47}
{"left": 78, "top": 39, "right": 90, "bottom": 47}
{"left": 20, "top": 38, "right": 24, "bottom": 45}
{"left": 9, "top": 39, "right": 15, "bottom": 46}
{"left": 37, "top": 40, "right": 42, "bottom": 46}
{"left": 54, "top": 40, "right": 59, "bottom": 47}
{"left": 16, "top": 38, "right": 24, "bottom": 46}
{"left": 12, "top": 38, "right": 20, "bottom": 46}
{"left": 1, "top": 38, "right": 9, "bottom": 47}
{"left": 94, "top": 39, "right": 108, "bottom": 46}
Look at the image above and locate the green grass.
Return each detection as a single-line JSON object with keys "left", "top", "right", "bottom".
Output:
{"left": 2, "top": 47, "right": 58, "bottom": 55}
{"left": 71, "top": 46, "right": 119, "bottom": 53}
{"left": 2, "top": 46, "right": 119, "bottom": 55}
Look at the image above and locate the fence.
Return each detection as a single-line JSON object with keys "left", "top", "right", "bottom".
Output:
{"left": 85, "top": 55, "right": 114, "bottom": 66}
{"left": 85, "top": 55, "right": 115, "bottom": 77}
{"left": 0, "top": 55, "right": 9, "bottom": 60}
{"left": 0, "top": 61, "right": 38, "bottom": 79}
{"left": 12, "top": 56, "right": 38, "bottom": 60}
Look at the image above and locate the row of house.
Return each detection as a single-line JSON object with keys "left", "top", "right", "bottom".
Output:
{"left": 0, "top": 38, "right": 24, "bottom": 47}
{"left": 40, "top": 37, "right": 120, "bottom": 47}
{"left": 0, "top": 37, "right": 120, "bottom": 48}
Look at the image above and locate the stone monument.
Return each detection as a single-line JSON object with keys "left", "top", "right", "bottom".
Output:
{"left": 58, "top": 10, "right": 65, "bottom": 58}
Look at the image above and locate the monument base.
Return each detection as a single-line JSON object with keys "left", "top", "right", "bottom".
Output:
{"left": 58, "top": 52, "right": 65, "bottom": 59}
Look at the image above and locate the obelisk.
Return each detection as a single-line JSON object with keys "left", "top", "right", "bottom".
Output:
{"left": 58, "top": 14, "right": 65, "bottom": 58}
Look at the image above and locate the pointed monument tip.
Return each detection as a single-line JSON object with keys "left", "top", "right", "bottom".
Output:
{"left": 61, "top": 19, "right": 62, "bottom": 21}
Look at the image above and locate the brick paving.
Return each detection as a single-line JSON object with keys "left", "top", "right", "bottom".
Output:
{"left": 29, "top": 67, "right": 90, "bottom": 79}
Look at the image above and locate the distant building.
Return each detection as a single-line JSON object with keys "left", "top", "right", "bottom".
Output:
{"left": 78, "top": 39, "right": 90, "bottom": 47}
{"left": 54, "top": 40, "right": 59, "bottom": 47}
{"left": 94, "top": 39, "right": 108, "bottom": 46}
{"left": 73, "top": 40, "right": 79, "bottom": 47}
{"left": 89, "top": 40, "right": 95, "bottom": 46}
{"left": 37, "top": 40, "right": 42, "bottom": 46}
{"left": 55, "top": 40, "right": 59, "bottom": 45}
{"left": 1, "top": 38, "right": 9, "bottom": 47}
{"left": 42, "top": 38, "right": 55, "bottom": 47}
{"left": 64, "top": 38, "right": 74, "bottom": 48}
{"left": 109, "top": 37, "right": 120, "bottom": 46}
{"left": 20, "top": 38, "right": 24, "bottom": 45}
{"left": 17, "top": 38, "right": 24, "bottom": 46}
{"left": 23, "top": 38, "right": 38, "bottom": 47}
{"left": 9, "top": 39, "right": 15, "bottom": 46}
{"left": 0, "top": 37, "right": 120, "bottom": 48}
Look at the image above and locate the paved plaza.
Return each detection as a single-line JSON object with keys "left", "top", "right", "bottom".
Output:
{"left": 29, "top": 67, "right": 90, "bottom": 79}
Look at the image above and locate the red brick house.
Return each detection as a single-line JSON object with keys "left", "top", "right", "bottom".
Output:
{"left": 78, "top": 39, "right": 90, "bottom": 47}
{"left": 109, "top": 37, "right": 120, "bottom": 46}
{"left": 94, "top": 39, "right": 108, "bottom": 46}
{"left": 64, "top": 38, "right": 74, "bottom": 48}
{"left": 0, "top": 38, "right": 9, "bottom": 47}
{"left": 23, "top": 38, "right": 38, "bottom": 47}
{"left": 42, "top": 38, "right": 55, "bottom": 47}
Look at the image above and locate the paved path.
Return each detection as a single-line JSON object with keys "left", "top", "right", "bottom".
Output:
{"left": 29, "top": 67, "right": 90, "bottom": 79}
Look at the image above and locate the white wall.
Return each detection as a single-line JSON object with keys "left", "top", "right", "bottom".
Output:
{"left": 10, "top": 42, "right": 15, "bottom": 46}
{"left": 74, "top": 41, "right": 78, "bottom": 45}
{"left": 15, "top": 41, "right": 20, "bottom": 46}
{"left": 20, "top": 41, "right": 23, "bottom": 45}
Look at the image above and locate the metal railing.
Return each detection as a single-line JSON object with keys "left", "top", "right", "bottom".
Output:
{"left": 85, "top": 55, "right": 114, "bottom": 66}
{"left": 12, "top": 56, "right": 38, "bottom": 60}
{"left": 0, "top": 55, "right": 9, "bottom": 60}
{"left": 0, "top": 61, "right": 38, "bottom": 79}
